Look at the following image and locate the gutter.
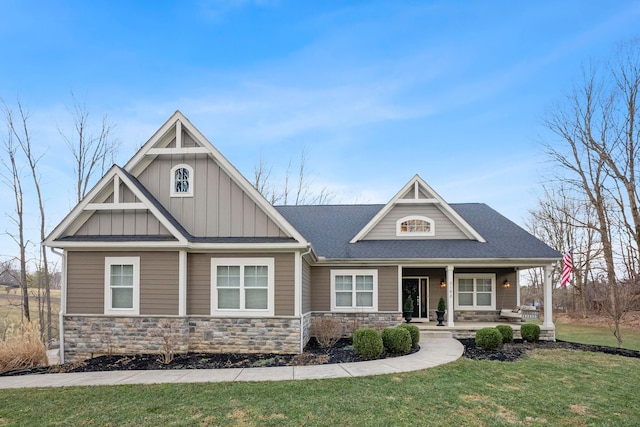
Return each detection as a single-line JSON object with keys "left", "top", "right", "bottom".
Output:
{"left": 49, "top": 246, "right": 66, "bottom": 364}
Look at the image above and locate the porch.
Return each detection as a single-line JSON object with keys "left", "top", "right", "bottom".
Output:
{"left": 408, "top": 320, "right": 556, "bottom": 341}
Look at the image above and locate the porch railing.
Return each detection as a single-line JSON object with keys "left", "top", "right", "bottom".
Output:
{"left": 521, "top": 306, "right": 540, "bottom": 320}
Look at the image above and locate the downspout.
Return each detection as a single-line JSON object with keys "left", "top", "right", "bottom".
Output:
{"left": 299, "top": 244, "right": 312, "bottom": 353}
{"left": 50, "top": 246, "right": 66, "bottom": 364}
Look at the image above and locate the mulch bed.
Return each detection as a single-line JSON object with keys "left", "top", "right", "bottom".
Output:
{"left": 1, "top": 338, "right": 419, "bottom": 377}
{"left": 4, "top": 338, "right": 640, "bottom": 377}
{"left": 460, "top": 338, "right": 640, "bottom": 362}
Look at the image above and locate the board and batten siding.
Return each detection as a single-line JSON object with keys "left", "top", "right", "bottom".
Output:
{"left": 66, "top": 251, "right": 179, "bottom": 315}
{"left": 364, "top": 205, "right": 468, "bottom": 240}
{"left": 135, "top": 155, "right": 286, "bottom": 238}
{"left": 187, "top": 252, "right": 296, "bottom": 316}
{"left": 74, "top": 211, "right": 173, "bottom": 237}
{"left": 309, "top": 266, "right": 399, "bottom": 312}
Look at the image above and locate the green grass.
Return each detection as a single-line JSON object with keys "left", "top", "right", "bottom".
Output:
{"left": 0, "top": 289, "right": 60, "bottom": 339}
{"left": 1, "top": 350, "right": 639, "bottom": 426}
{"left": 555, "top": 319, "right": 640, "bottom": 351}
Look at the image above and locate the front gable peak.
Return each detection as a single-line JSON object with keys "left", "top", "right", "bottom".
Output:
{"left": 349, "top": 175, "right": 486, "bottom": 243}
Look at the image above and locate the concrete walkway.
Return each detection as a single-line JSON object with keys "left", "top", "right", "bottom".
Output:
{"left": 0, "top": 337, "right": 463, "bottom": 389}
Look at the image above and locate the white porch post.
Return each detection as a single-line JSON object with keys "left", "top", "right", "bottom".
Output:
{"left": 446, "top": 265, "right": 454, "bottom": 326}
{"left": 543, "top": 264, "right": 554, "bottom": 328}
{"left": 178, "top": 250, "right": 187, "bottom": 316}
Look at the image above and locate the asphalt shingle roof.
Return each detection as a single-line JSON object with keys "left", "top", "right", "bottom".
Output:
{"left": 276, "top": 203, "right": 560, "bottom": 260}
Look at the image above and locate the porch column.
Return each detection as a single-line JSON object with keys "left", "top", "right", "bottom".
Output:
{"left": 542, "top": 264, "right": 554, "bottom": 328}
{"left": 178, "top": 250, "right": 187, "bottom": 316}
{"left": 446, "top": 265, "right": 454, "bottom": 326}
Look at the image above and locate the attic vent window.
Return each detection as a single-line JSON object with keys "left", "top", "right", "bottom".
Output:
{"left": 397, "top": 216, "right": 434, "bottom": 237}
{"left": 171, "top": 164, "right": 193, "bottom": 197}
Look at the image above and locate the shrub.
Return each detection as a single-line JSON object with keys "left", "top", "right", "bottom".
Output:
{"left": 521, "top": 323, "right": 541, "bottom": 343}
{"left": 0, "top": 322, "right": 48, "bottom": 374}
{"left": 353, "top": 328, "right": 383, "bottom": 359}
{"left": 381, "top": 327, "right": 412, "bottom": 355}
{"left": 403, "top": 296, "right": 414, "bottom": 312}
{"left": 310, "top": 317, "right": 343, "bottom": 348}
{"left": 398, "top": 324, "right": 420, "bottom": 348}
{"left": 496, "top": 325, "right": 514, "bottom": 343}
{"left": 475, "top": 327, "right": 503, "bottom": 351}
{"left": 437, "top": 296, "right": 446, "bottom": 312}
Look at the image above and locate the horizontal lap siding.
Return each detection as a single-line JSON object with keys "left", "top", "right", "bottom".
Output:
{"left": 187, "top": 252, "right": 295, "bottom": 316}
{"left": 187, "top": 253, "right": 212, "bottom": 315}
{"left": 377, "top": 266, "right": 399, "bottom": 311}
{"left": 140, "top": 252, "right": 179, "bottom": 315}
{"left": 67, "top": 252, "right": 104, "bottom": 314}
{"left": 309, "top": 266, "right": 399, "bottom": 312}
{"left": 302, "top": 259, "right": 311, "bottom": 314}
{"left": 66, "top": 251, "right": 179, "bottom": 315}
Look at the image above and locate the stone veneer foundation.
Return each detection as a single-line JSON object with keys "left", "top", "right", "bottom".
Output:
{"left": 63, "top": 312, "right": 402, "bottom": 363}
{"left": 63, "top": 316, "right": 301, "bottom": 363}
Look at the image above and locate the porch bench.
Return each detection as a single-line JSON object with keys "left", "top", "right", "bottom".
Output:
{"left": 499, "top": 307, "right": 523, "bottom": 322}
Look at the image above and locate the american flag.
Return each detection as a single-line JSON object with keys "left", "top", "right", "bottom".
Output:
{"left": 561, "top": 251, "right": 572, "bottom": 287}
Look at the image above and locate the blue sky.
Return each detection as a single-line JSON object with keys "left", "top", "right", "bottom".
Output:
{"left": 1, "top": 0, "right": 640, "bottom": 263}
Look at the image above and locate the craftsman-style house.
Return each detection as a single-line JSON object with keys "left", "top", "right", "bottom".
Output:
{"left": 45, "top": 111, "right": 560, "bottom": 363}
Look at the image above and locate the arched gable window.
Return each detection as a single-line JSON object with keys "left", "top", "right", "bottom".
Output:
{"left": 171, "top": 164, "right": 193, "bottom": 197}
{"left": 396, "top": 215, "right": 435, "bottom": 237}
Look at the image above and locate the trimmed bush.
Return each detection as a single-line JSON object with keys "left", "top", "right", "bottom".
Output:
{"left": 310, "top": 317, "right": 343, "bottom": 348}
{"left": 521, "top": 323, "right": 541, "bottom": 343}
{"left": 353, "top": 328, "right": 383, "bottom": 359}
{"left": 496, "top": 325, "right": 514, "bottom": 344}
{"left": 475, "top": 327, "right": 503, "bottom": 351}
{"left": 381, "top": 327, "right": 412, "bottom": 355}
{"left": 398, "top": 324, "right": 420, "bottom": 348}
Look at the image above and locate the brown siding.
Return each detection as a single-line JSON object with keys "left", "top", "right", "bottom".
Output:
{"left": 66, "top": 251, "right": 179, "bottom": 315}
{"left": 139, "top": 252, "right": 179, "bottom": 315}
{"left": 378, "top": 266, "right": 399, "bottom": 311}
{"left": 364, "top": 205, "right": 468, "bottom": 240}
{"left": 187, "top": 252, "right": 295, "bottom": 316}
{"left": 302, "top": 258, "right": 311, "bottom": 314}
{"left": 187, "top": 253, "right": 211, "bottom": 315}
{"left": 66, "top": 251, "right": 104, "bottom": 314}
{"left": 309, "top": 265, "right": 399, "bottom": 312}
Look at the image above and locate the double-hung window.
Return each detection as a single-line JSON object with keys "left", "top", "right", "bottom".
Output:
{"left": 104, "top": 257, "right": 140, "bottom": 315}
{"left": 211, "top": 258, "right": 274, "bottom": 316}
{"left": 455, "top": 274, "right": 495, "bottom": 310}
{"left": 330, "top": 269, "right": 378, "bottom": 312}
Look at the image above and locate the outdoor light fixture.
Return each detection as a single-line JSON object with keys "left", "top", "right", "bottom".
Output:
{"left": 440, "top": 279, "right": 446, "bottom": 288}
{"left": 503, "top": 280, "right": 511, "bottom": 288}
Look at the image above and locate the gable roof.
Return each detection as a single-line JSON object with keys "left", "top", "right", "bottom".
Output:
{"left": 349, "top": 175, "right": 485, "bottom": 243}
{"left": 276, "top": 203, "right": 561, "bottom": 264}
{"left": 123, "top": 111, "right": 307, "bottom": 244}
{"left": 45, "top": 111, "right": 308, "bottom": 249}
{"left": 44, "top": 165, "right": 191, "bottom": 247}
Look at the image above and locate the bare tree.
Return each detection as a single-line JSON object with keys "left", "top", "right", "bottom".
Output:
{"left": 59, "top": 94, "right": 119, "bottom": 203}
{"left": 543, "top": 41, "right": 640, "bottom": 346}
{"left": 4, "top": 100, "right": 52, "bottom": 342}
{"left": 253, "top": 148, "right": 334, "bottom": 205}
{"left": 0, "top": 104, "right": 29, "bottom": 322}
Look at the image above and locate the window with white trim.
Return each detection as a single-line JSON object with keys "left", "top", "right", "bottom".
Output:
{"left": 455, "top": 274, "right": 495, "bottom": 310}
{"left": 330, "top": 270, "right": 378, "bottom": 311}
{"left": 396, "top": 215, "right": 435, "bottom": 236}
{"left": 170, "top": 164, "right": 193, "bottom": 197}
{"left": 211, "top": 258, "right": 275, "bottom": 316}
{"left": 104, "top": 257, "right": 140, "bottom": 315}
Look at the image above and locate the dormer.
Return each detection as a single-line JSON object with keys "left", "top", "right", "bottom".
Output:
{"left": 350, "top": 175, "right": 485, "bottom": 242}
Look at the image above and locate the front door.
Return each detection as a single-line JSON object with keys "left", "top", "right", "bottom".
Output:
{"left": 402, "top": 278, "right": 419, "bottom": 318}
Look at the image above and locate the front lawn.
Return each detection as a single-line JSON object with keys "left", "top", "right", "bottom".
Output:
{"left": 555, "top": 319, "right": 640, "bottom": 351}
{"left": 1, "top": 349, "right": 638, "bottom": 426}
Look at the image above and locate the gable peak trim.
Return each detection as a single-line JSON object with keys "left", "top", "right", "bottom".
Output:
{"left": 349, "top": 174, "right": 486, "bottom": 243}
